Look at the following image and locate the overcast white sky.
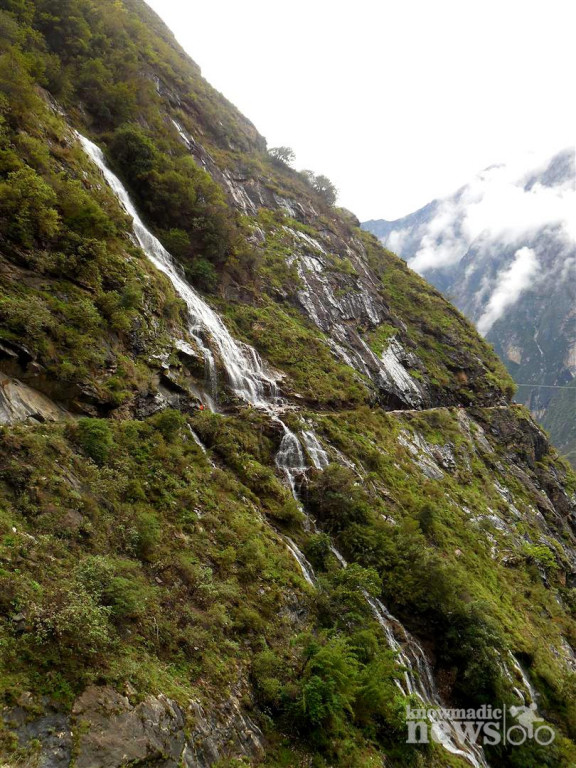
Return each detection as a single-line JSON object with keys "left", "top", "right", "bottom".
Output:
{"left": 144, "top": 0, "right": 574, "bottom": 221}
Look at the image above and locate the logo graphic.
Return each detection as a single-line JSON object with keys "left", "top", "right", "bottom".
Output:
{"left": 406, "top": 702, "right": 555, "bottom": 747}
{"left": 507, "top": 703, "right": 555, "bottom": 746}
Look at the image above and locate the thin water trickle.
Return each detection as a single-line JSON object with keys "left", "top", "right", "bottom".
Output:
{"left": 283, "top": 536, "right": 315, "bottom": 586}
{"left": 274, "top": 423, "right": 307, "bottom": 494}
{"left": 505, "top": 652, "right": 539, "bottom": 707}
{"left": 186, "top": 426, "right": 217, "bottom": 468}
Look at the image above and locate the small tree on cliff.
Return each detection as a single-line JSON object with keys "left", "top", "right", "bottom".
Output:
{"left": 312, "top": 174, "right": 338, "bottom": 206}
{"left": 269, "top": 146, "right": 295, "bottom": 165}
{"left": 301, "top": 170, "right": 338, "bottom": 206}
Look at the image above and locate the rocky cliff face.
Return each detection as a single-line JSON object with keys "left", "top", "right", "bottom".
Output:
{"left": 1, "top": 2, "right": 576, "bottom": 767}
{"left": 363, "top": 148, "right": 576, "bottom": 465}
{"left": 4, "top": 684, "right": 264, "bottom": 768}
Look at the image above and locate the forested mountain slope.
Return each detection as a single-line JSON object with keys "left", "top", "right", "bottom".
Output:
{"left": 0, "top": 2, "right": 576, "bottom": 767}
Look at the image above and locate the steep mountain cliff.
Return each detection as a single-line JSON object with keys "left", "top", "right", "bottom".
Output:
{"left": 363, "top": 148, "right": 576, "bottom": 466}
{"left": 1, "top": 2, "right": 576, "bottom": 767}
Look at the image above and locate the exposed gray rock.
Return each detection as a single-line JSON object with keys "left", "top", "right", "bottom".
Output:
{"left": 3, "top": 699, "right": 72, "bottom": 768}
{"left": 282, "top": 226, "right": 425, "bottom": 408}
{"left": 133, "top": 390, "right": 172, "bottom": 418}
{"left": 397, "top": 429, "right": 448, "bottom": 479}
{"left": 72, "top": 687, "right": 186, "bottom": 768}
{"left": 3, "top": 686, "right": 264, "bottom": 768}
{"left": 0, "top": 373, "right": 68, "bottom": 425}
{"left": 183, "top": 699, "right": 264, "bottom": 768}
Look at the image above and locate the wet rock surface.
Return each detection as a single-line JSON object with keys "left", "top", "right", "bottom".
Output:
{"left": 170, "top": 117, "right": 506, "bottom": 413}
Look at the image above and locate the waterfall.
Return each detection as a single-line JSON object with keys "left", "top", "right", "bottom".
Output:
{"left": 366, "top": 595, "right": 488, "bottom": 766}
{"left": 78, "top": 133, "right": 487, "bottom": 767}
{"left": 77, "top": 131, "right": 315, "bottom": 561}
{"left": 187, "top": 425, "right": 208, "bottom": 453}
{"left": 275, "top": 428, "right": 488, "bottom": 767}
{"left": 187, "top": 425, "right": 217, "bottom": 468}
{"left": 77, "top": 133, "right": 278, "bottom": 409}
{"left": 516, "top": 661, "right": 539, "bottom": 706}
{"left": 330, "top": 545, "right": 348, "bottom": 568}
{"left": 301, "top": 430, "right": 330, "bottom": 470}
{"left": 78, "top": 131, "right": 314, "bottom": 581}
{"left": 503, "top": 652, "right": 539, "bottom": 707}
{"left": 283, "top": 536, "right": 316, "bottom": 586}
{"left": 274, "top": 423, "right": 307, "bottom": 495}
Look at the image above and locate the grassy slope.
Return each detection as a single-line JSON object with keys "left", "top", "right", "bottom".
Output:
{"left": 0, "top": 1, "right": 575, "bottom": 767}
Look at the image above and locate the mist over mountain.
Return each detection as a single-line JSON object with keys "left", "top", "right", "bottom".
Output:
{"left": 364, "top": 147, "right": 576, "bottom": 464}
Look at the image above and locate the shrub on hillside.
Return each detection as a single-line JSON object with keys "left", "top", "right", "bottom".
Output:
{"left": 76, "top": 418, "right": 115, "bottom": 465}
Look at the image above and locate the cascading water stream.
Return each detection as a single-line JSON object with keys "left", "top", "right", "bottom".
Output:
{"left": 283, "top": 537, "right": 316, "bottom": 587}
{"left": 79, "top": 133, "right": 487, "bottom": 767}
{"left": 275, "top": 427, "right": 488, "bottom": 767}
{"left": 301, "top": 430, "right": 330, "bottom": 470}
{"left": 503, "top": 651, "right": 539, "bottom": 707}
{"left": 274, "top": 425, "right": 308, "bottom": 495}
{"left": 79, "top": 131, "right": 316, "bottom": 585}
{"left": 78, "top": 133, "right": 278, "bottom": 410}
{"left": 187, "top": 425, "right": 217, "bottom": 469}
{"left": 187, "top": 425, "right": 208, "bottom": 454}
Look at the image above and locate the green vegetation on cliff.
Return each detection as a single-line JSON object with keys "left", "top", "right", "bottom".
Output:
{"left": 0, "top": 1, "right": 575, "bottom": 767}
{"left": 2, "top": 405, "right": 576, "bottom": 767}
{"left": 0, "top": 0, "right": 514, "bottom": 414}
{"left": 0, "top": 414, "right": 447, "bottom": 767}
{"left": 0, "top": 24, "right": 188, "bottom": 407}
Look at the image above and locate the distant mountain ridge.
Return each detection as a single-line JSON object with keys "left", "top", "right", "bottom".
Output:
{"left": 363, "top": 147, "right": 576, "bottom": 464}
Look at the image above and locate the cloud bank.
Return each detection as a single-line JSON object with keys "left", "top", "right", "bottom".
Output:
{"left": 407, "top": 147, "right": 576, "bottom": 275}
{"left": 375, "top": 147, "right": 575, "bottom": 335}
{"left": 477, "top": 247, "right": 539, "bottom": 334}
